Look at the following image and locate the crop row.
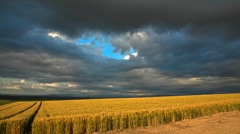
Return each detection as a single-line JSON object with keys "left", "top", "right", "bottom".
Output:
{"left": 0, "top": 101, "right": 41, "bottom": 134}
{"left": 0, "top": 102, "right": 37, "bottom": 120}
{"left": 0, "top": 102, "right": 25, "bottom": 112}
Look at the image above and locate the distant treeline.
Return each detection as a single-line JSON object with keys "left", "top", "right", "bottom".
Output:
{"left": 0, "top": 92, "right": 238, "bottom": 101}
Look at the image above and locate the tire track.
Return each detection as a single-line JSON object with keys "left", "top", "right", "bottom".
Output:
{"left": 25, "top": 101, "right": 42, "bottom": 134}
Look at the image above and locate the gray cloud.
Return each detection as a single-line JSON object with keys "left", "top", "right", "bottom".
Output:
{"left": 0, "top": 0, "right": 240, "bottom": 96}
{"left": 111, "top": 28, "right": 240, "bottom": 78}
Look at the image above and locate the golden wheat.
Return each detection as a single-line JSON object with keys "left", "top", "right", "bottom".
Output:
{"left": 35, "top": 94, "right": 239, "bottom": 116}
{"left": 0, "top": 101, "right": 41, "bottom": 134}
{"left": 0, "top": 101, "right": 37, "bottom": 120}
{"left": 0, "top": 102, "right": 25, "bottom": 111}
{"left": 32, "top": 94, "right": 240, "bottom": 134}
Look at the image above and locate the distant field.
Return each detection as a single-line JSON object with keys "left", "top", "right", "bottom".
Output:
{"left": 0, "top": 94, "right": 240, "bottom": 134}
{"left": 0, "top": 100, "right": 14, "bottom": 106}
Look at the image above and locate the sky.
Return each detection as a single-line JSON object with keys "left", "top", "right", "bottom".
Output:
{"left": 0, "top": 0, "right": 240, "bottom": 97}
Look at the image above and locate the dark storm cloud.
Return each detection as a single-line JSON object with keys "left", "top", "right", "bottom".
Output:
{"left": 2, "top": 0, "right": 240, "bottom": 37}
{"left": 36, "top": 0, "right": 240, "bottom": 35}
{"left": 0, "top": 0, "right": 240, "bottom": 96}
{"left": 0, "top": 0, "right": 49, "bottom": 38}
{"left": 1, "top": 0, "right": 240, "bottom": 46}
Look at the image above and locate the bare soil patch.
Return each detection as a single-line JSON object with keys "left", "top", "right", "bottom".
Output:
{"left": 97, "top": 111, "right": 240, "bottom": 134}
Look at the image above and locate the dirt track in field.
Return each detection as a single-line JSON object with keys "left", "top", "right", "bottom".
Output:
{"left": 98, "top": 111, "right": 240, "bottom": 134}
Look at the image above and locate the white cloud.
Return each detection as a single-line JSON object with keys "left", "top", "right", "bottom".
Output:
{"left": 48, "top": 32, "right": 60, "bottom": 38}
{"left": 20, "top": 79, "right": 25, "bottom": 84}
{"left": 3, "top": 85, "right": 20, "bottom": 90}
{"left": 124, "top": 55, "right": 130, "bottom": 60}
{"left": 31, "top": 83, "right": 59, "bottom": 89}
{"left": 68, "top": 83, "right": 77, "bottom": 87}
{"left": 43, "top": 83, "right": 59, "bottom": 87}
{"left": 135, "top": 32, "right": 146, "bottom": 39}
{"left": 123, "top": 52, "right": 138, "bottom": 60}
{"left": 48, "top": 32, "right": 73, "bottom": 42}
{"left": 80, "top": 89, "right": 94, "bottom": 93}
{"left": 132, "top": 52, "right": 138, "bottom": 57}
{"left": 177, "top": 77, "right": 202, "bottom": 85}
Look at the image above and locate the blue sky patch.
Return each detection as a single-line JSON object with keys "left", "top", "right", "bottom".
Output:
{"left": 77, "top": 36, "right": 128, "bottom": 60}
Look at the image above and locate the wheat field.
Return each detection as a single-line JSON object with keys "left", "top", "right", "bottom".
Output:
{"left": 0, "top": 94, "right": 239, "bottom": 134}
{"left": 32, "top": 94, "right": 240, "bottom": 134}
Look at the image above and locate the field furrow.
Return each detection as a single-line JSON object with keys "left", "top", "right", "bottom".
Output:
{"left": 0, "top": 101, "right": 37, "bottom": 120}
{"left": 0, "top": 101, "right": 41, "bottom": 134}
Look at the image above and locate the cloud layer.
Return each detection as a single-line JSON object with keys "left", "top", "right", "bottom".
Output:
{"left": 0, "top": 0, "right": 240, "bottom": 97}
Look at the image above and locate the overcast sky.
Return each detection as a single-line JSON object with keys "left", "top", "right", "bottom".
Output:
{"left": 0, "top": 0, "right": 240, "bottom": 97}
